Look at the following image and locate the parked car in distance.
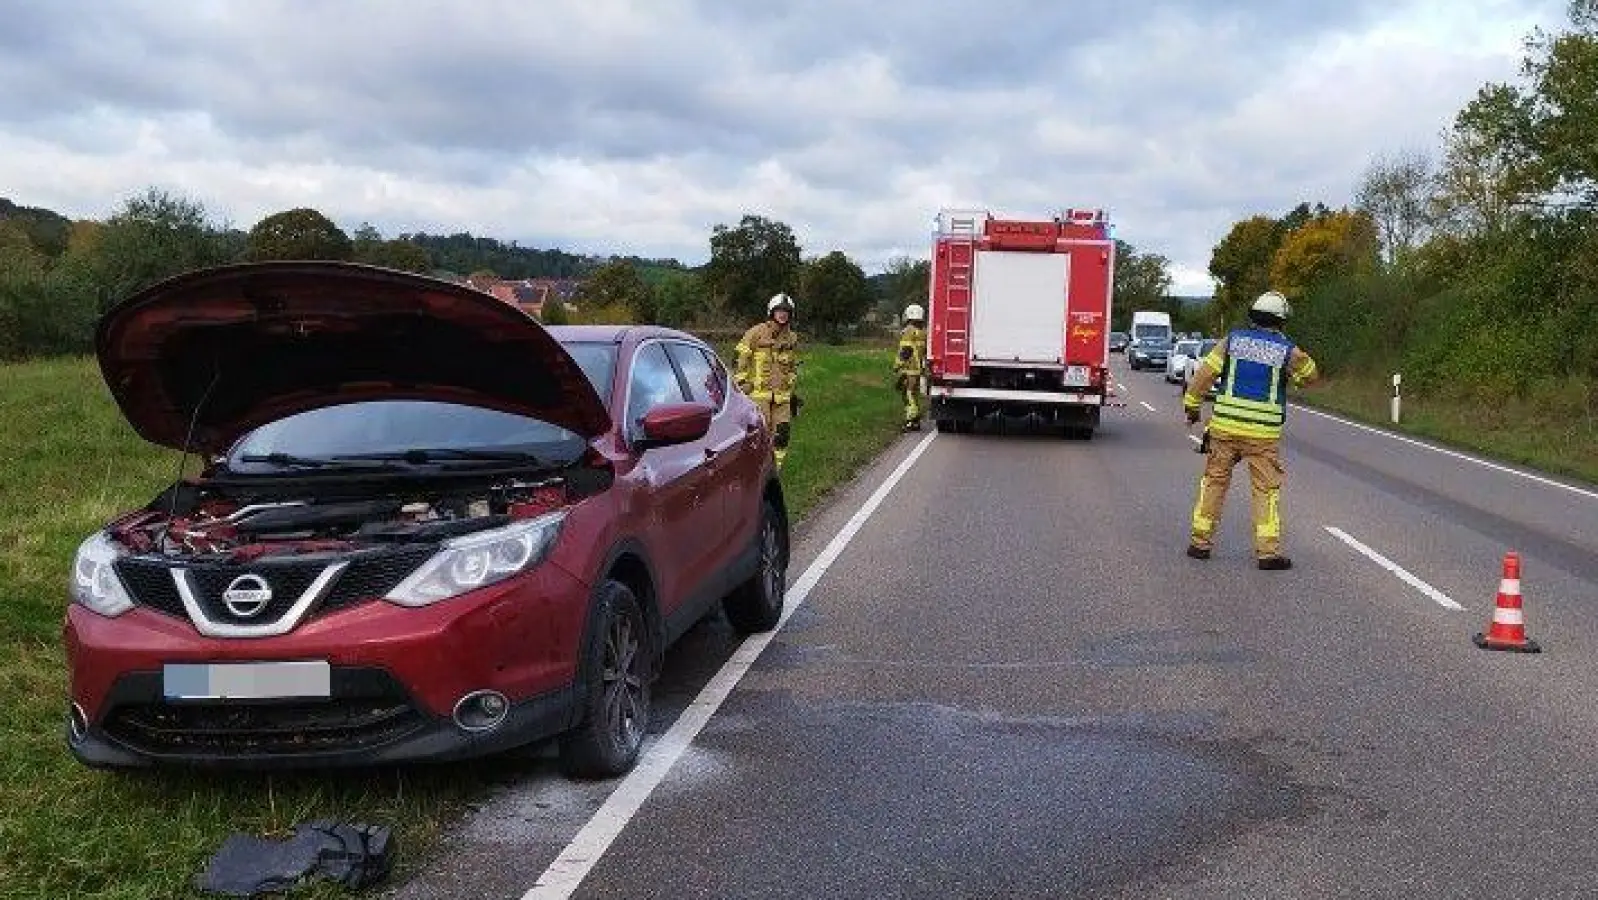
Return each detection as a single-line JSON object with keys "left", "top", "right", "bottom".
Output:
{"left": 1109, "top": 331, "right": 1129, "bottom": 353}
{"left": 64, "top": 261, "right": 790, "bottom": 778}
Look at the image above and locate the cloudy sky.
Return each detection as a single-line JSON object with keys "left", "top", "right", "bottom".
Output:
{"left": 0, "top": 0, "right": 1567, "bottom": 293}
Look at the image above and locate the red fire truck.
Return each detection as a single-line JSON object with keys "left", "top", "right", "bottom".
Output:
{"left": 924, "top": 207, "right": 1115, "bottom": 438}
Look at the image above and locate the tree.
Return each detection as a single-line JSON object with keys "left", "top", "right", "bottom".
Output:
{"left": 538, "top": 297, "right": 571, "bottom": 325}
{"left": 1207, "top": 215, "right": 1287, "bottom": 328}
{"left": 1112, "top": 240, "right": 1174, "bottom": 328}
{"left": 798, "top": 250, "right": 873, "bottom": 343}
{"left": 1268, "top": 209, "right": 1381, "bottom": 299}
{"left": 1518, "top": 0, "right": 1598, "bottom": 207}
{"left": 654, "top": 271, "right": 710, "bottom": 328}
{"left": 0, "top": 197, "right": 72, "bottom": 258}
{"left": 95, "top": 187, "right": 230, "bottom": 309}
{"left": 1355, "top": 150, "right": 1435, "bottom": 267}
{"left": 1276, "top": 202, "right": 1331, "bottom": 237}
{"left": 351, "top": 223, "right": 432, "bottom": 272}
{"left": 880, "top": 256, "right": 931, "bottom": 322}
{"left": 247, "top": 208, "right": 354, "bottom": 261}
{"left": 379, "top": 239, "right": 432, "bottom": 273}
{"left": 1431, "top": 85, "right": 1541, "bottom": 237}
{"left": 0, "top": 222, "right": 47, "bottom": 359}
{"left": 702, "top": 215, "right": 802, "bottom": 322}
{"left": 576, "top": 260, "right": 656, "bottom": 323}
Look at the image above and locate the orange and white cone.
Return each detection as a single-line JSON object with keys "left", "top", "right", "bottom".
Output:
{"left": 1473, "top": 551, "right": 1541, "bottom": 653}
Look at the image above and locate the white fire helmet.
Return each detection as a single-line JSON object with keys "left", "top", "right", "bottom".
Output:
{"left": 1252, "top": 291, "right": 1292, "bottom": 319}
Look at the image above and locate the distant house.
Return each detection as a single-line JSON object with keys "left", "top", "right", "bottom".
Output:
{"left": 465, "top": 275, "right": 585, "bottom": 319}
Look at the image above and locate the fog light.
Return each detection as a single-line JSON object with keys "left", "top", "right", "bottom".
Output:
{"left": 452, "top": 690, "right": 510, "bottom": 732}
{"left": 67, "top": 701, "right": 88, "bottom": 743}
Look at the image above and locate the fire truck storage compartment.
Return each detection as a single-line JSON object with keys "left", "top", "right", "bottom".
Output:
{"left": 969, "top": 249, "right": 1069, "bottom": 366}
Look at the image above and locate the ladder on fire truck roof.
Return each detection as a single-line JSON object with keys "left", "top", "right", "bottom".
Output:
{"left": 934, "top": 209, "right": 991, "bottom": 236}
{"left": 933, "top": 210, "right": 985, "bottom": 378}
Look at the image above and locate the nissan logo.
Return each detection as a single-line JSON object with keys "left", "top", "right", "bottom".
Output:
{"left": 222, "top": 574, "right": 274, "bottom": 618}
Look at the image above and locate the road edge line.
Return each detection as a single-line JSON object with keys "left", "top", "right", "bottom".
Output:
{"left": 524, "top": 429, "right": 940, "bottom": 898}
{"left": 1295, "top": 405, "right": 1598, "bottom": 501}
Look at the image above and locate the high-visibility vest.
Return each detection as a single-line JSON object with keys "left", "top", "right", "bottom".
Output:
{"left": 1209, "top": 328, "right": 1295, "bottom": 440}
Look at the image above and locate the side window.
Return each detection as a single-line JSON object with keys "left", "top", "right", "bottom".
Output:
{"left": 702, "top": 349, "right": 730, "bottom": 405}
{"left": 665, "top": 342, "right": 726, "bottom": 409}
{"left": 625, "top": 343, "right": 688, "bottom": 439}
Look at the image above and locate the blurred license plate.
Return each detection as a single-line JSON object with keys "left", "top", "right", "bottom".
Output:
{"left": 1062, "top": 366, "right": 1092, "bottom": 387}
{"left": 163, "top": 661, "right": 330, "bottom": 700}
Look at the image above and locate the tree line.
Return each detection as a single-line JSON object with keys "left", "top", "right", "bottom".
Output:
{"left": 1206, "top": 0, "right": 1598, "bottom": 424}
{"left": 0, "top": 191, "right": 953, "bottom": 360}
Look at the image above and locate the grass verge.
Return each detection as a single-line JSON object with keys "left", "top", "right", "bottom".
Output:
{"left": 1298, "top": 374, "right": 1598, "bottom": 488}
{"left": 0, "top": 342, "right": 906, "bottom": 899}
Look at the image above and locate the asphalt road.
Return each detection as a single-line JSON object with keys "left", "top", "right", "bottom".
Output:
{"left": 394, "top": 358, "right": 1598, "bottom": 900}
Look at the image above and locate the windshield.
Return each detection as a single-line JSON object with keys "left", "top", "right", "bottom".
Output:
{"left": 1176, "top": 342, "right": 1199, "bottom": 356}
{"left": 1133, "top": 324, "right": 1170, "bottom": 341}
{"left": 225, "top": 342, "right": 618, "bottom": 471}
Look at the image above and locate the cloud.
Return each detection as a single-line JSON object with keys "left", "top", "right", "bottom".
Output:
{"left": 0, "top": 0, "right": 1571, "bottom": 292}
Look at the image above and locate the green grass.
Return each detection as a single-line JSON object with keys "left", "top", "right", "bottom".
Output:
{"left": 1299, "top": 374, "right": 1598, "bottom": 488}
{"left": 713, "top": 338, "right": 907, "bottom": 519}
{"left": 0, "top": 343, "right": 905, "bottom": 899}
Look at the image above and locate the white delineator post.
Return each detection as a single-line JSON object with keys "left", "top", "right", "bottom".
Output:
{"left": 1391, "top": 372, "right": 1402, "bottom": 424}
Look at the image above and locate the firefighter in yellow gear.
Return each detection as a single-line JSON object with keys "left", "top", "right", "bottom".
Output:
{"left": 735, "top": 293, "right": 801, "bottom": 470}
{"left": 894, "top": 304, "right": 929, "bottom": 431}
{"left": 1183, "top": 291, "right": 1320, "bottom": 570}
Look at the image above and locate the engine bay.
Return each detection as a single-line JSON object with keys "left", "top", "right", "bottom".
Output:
{"left": 109, "top": 477, "right": 573, "bottom": 563}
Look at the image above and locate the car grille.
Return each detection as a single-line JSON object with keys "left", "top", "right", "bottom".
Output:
{"left": 115, "top": 547, "right": 434, "bottom": 627}
{"left": 101, "top": 670, "right": 428, "bottom": 756}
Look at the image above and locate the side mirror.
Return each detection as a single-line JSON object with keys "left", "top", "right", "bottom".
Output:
{"left": 636, "top": 402, "right": 714, "bottom": 450}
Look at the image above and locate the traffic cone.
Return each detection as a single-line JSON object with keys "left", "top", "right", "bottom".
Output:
{"left": 1473, "top": 552, "right": 1541, "bottom": 653}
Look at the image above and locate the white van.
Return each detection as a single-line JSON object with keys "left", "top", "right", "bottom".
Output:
{"left": 1127, "top": 311, "right": 1173, "bottom": 370}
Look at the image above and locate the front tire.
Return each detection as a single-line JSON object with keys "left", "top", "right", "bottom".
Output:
{"left": 559, "top": 580, "right": 653, "bottom": 779}
{"left": 723, "top": 498, "right": 787, "bottom": 633}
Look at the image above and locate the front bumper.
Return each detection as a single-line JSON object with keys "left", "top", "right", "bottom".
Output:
{"left": 63, "top": 561, "right": 592, "bottom": 768}
{"left": 68, "top": 670, "right": 576, "bottom": 769}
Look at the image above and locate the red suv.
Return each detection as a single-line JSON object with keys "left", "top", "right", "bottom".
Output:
{"left": 63, "top": 261, "right": 789, "bottom": 777}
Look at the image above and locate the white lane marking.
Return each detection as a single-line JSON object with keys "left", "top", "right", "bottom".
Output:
{"left": 526, "top": 430, "right": 940, "bottom": 898}
{"left": 1324, "top": 526, "right": 1464, "bottom": 610}
{"left": 1296, "top": 405, "right": 1598, "bottom": 501}
{"left": 1140, "top": 401, "right": 1157, "bottom": 412}
{"left": 1187, "top": 434, "right": 1202, "bottom": 445}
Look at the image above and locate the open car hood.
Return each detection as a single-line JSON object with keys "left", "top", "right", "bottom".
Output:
{"left": 96, "top": 261, "right": 612, "bottom": 454}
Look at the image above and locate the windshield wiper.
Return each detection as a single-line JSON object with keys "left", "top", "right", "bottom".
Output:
{"left": 235, "top": 452, "right": 402, "bottom": 471}
{"left": 331, "top": 448, "right": 547, "bottom": 467}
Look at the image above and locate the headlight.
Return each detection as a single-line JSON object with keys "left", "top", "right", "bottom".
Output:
{"left": 385, "top": 512, "right": 567, "bottom": 607}
{"left": 71, "top": 532, "right": 135, "bottom": 617}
